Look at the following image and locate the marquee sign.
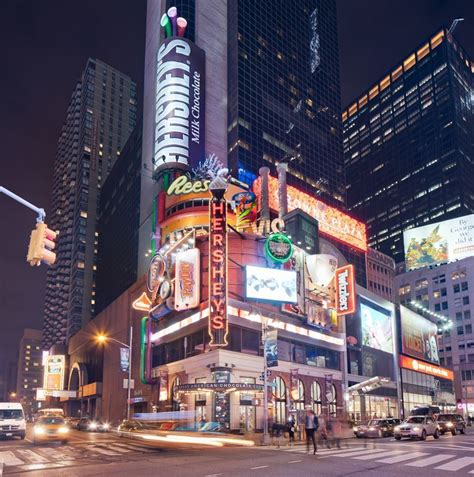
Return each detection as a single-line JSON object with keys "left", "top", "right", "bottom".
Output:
{"left": 153, "top": 37, "right": 205, "bottom": 174}
{"left": 253, "top": 176, "right": 367, "bottom": 251}
{"left": 208, "top": 188, "right": 228, "bottom": 347}
{"left": 335, "top": 264, "right": 356, "bottom": 315}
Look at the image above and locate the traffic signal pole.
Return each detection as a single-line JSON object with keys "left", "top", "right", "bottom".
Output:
{"left": 0, "top": 186, "right": 46, "bottom": 223}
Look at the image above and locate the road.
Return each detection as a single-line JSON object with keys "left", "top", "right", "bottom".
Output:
{"left": 1, "top": 426, "right": 474, "bottom": 476}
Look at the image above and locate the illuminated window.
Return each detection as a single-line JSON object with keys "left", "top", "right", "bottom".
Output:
{"left": 311, "top": 381, "right": 322, "bottom": 415}
{"left": 91, "top": 300, "right": 95, "bottom": 305}
{"left": 391, "top": 65, "right": 403, "bottom": 81}
{"left": 93, "top": 265, "right": 97, "bottom": 271}
{"left": 77, "top": 261, "right": 85, "bottom": 269}
{"left": 415, "top": 278, "right": 429, "bottom": 290}
{"left": 272, "top": 377, "right": 287, "bottom": 424}
{"left": 417, "top": 43, "right": 430, "bottom": 60}
{"left": 84, "top": 146, "right": 91, "bottom": 153}
{"left": 358, "top": 95, "right": 368, "bottom": 108}
{"left": 348, "top": 103, "right": 357, "bottom": 117}
{"left": 403, "top": 53, "right": 416, "bottom": 71}
{"left": 24, "top": 385, "right": 28, "bottom": 389}
{"left": 380, "top": 75, "right": 390, "bottom": 91}
{"left": 368, "top": 85, "right": 379, "bottom": 100}
{"left": 26, "top": 345, "right": 31, "bottom": 349}
{"left": 342, "top": 111, "right": 348, "bottom": 122}
{"left": 80, "top": 211, "right": 88, "bottom": 218}
{"left": 452, "top": 269, "right": 467, "bottom": 281}
{"left": 430, "top": 30, "right": 444, "bottom": 49}
{"left": 398, "top": 284, "right": 411, "bottom": 295}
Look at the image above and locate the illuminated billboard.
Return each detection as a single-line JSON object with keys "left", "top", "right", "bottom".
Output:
{"left": 253, "top": 176, "right": 367, "bottom": 251}
{"left": 43, "top": 355, "right": 65, "bottom": 391}
{"left": 245, "top": 265, "right": 297, "bottom": 303}
{"left": 404, "top": 214, "right": 474, "bottom": 270}
{"left": 335, "top": 265, "right": 356, "bottom": 315}
{"left": 174, "top": 248, "right": 200, "bottom": 310}
{"left": 400, "top": 306, "right": 439, "bottom": 365}
{"left": 360, "top": 299, "right": 393, "bottom": 354}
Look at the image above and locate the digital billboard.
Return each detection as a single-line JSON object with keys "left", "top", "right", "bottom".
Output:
{"left": 245, "top": 265, "right": 297, "bottom": 303}
{"left": 400, "top": 306, "right": 439, "bottom": 365}
{"left": 360, "top": 300, "right": 393, "bottom": 354}
{"left": 404, "top": 214, "right": 474, "bottom": 270}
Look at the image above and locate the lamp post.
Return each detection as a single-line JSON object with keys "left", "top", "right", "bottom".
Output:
{"left": 97, "top": 324, "right": 133, "bottom": 420}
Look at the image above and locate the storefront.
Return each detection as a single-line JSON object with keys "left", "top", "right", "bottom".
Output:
{"left": 400, "top": 355, "right": 456, "bottom": 416}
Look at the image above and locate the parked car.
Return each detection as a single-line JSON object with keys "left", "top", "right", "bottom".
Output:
{"left": 33, "top": 416, "right": 69, "bottom": 445}
{"left": 437, "top": 414, "right": 466, "bottom": 435}
{"left": 353, "top": 418, "right": 402, "bottom": 438}
{"left": 394, "top": 416, "right": 439, "bottom": 441}
{"left": 77, "top": 418, "right": 110, "bottom": 432}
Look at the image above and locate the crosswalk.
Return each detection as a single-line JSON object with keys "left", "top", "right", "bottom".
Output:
{"left": 0, "top": 441, "right": 155, "bottom": 471}
{"left": 269, "top": 444, "right": 474, "bottom": 473}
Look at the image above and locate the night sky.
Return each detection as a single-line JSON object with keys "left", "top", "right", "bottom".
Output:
{"left": 0, "top": 0, "right": 472, "bottom": 386}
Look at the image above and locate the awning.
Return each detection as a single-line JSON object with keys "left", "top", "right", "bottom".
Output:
{"left": 176, "top": 383, "right": 264, "bottom": 393}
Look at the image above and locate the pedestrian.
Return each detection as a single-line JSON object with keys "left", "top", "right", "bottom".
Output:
{"left": 272, "top": 421, "right": 283, "bottom": 448}
{"left": 287, "top": 415, "right": 296, "bottom": 445}
{"left": 304, "top": 409, "right": 319, "bottom": 454}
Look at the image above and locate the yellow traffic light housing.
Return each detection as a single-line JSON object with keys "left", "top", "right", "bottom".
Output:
{"left": 26, "top": 223, "right": 57, "bottom": 266}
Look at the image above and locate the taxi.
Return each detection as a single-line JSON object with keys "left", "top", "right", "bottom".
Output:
{"left": 33, "top": 416, "right": 70, "bottom": 444}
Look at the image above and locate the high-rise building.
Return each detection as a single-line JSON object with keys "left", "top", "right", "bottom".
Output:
{"left": 95, "top": 122, "right": 142, "bottom": 315}
{"left": 395, "top": 256, "right": 474, "bottom": 416}
{"left": 343, "top": 28, "right": 474, "bottom": 264}
{"left": 43, "top": 58, "right": 137, "bottom": 348}
{"left": 139, "top": 0, "right": 346, "bottom": 276}
{"left": 15, "top": 329, "right": 43, "bottom": 418}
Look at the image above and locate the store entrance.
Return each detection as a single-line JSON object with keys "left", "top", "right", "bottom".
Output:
{"left": 239, "top": 405, "right": 256, "bottom": 433}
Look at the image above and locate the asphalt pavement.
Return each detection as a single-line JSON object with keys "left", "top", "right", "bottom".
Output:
{"left": 1, "top": 426, "right": 474, "bottom": 476}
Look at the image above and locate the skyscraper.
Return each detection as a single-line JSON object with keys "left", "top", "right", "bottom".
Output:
{"left": 138, "top": 0, "right": 346, "bottom": 275}
{"left": 15, "top": 329, "right": 43, "bottom": 418}
{"left": 343, "top": 28, "right": 474, "bottom": 264}
{"left": 43, "top": 58, "right": 137, "bottom": 348}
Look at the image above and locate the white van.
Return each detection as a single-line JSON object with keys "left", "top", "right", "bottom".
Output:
{"left": 0, "top": 403, "right": 26, "bottom": 439}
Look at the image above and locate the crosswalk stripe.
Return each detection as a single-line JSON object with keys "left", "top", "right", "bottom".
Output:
{"left": 85, "top": 446, "right": 120, "bottom": 456}
{"left": 112, "top": 442, "right": 155, "bottom": 453}
{"left": 34, "top": 447, "right": 73, "bottom": 461}
{"left": 107, "top": 445, "right": 132, "bottom": 453}
{"left": 407, "top": 454, "right": 455, "bottom": 468}
{"left": 16, "top": 449, "right": 48, "bottom": 463}
{"left": 436, "top": 457, "right": 474, "bottom": 471}
{"left": 353, "top": 450, "right": 403, "bottom": 461}
{"left": 375, "top": 452, "right": 428, "bottom": 464}
{"left": 0, "top": 451, "right": 25, "bottom": 466}
{"left": 330, "top": 448, "right": 388, "bottom": 458}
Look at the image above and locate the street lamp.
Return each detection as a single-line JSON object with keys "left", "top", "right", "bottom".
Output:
{"left": 96, "top": 325, "right": 133, "bottom": 420}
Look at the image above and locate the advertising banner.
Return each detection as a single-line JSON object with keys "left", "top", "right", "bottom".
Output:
{"left": 334, "top": 265, "right": 356, "bottom": 315}
{"left": 245, "top": 265, "right": 297, "bottom": 303}
{"left": 120, "top": 348, "right": 130, "bottom": 372}
{"left": 43, "top": 355, "right": 65, "bottom": 391}
{"left": 265, "top": 329, "right": 278, "bottom": 367}
{"left": 404, "top": 214, "right": 474, "bottom": 270}
{"left": 400, "top": 306, "right": 440, "bottom": 365}
{"left": 360, "top": 299, "right": 393, "bottom": 354}
{"left": 400, "top": 355, "right": 453, "bottom": 380}
{"left": 174, "top": 248, "right": 200, "bottom": 310}
{"left": 154, "top": 37, "right": 205, "bottom": 173}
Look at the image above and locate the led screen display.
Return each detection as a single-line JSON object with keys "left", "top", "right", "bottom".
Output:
{"left": 245, "top": 265, "right": 297, "bottom": 303}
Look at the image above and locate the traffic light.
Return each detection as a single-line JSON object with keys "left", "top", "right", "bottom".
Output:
{"left": 26, "top": 223, "right": 57, "bottom": 266}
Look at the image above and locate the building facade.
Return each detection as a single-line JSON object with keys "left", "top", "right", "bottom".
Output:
{"left": 43, "top": 58, "right": 137, "bottom": 348}
{"left": 366, "top": 247, "right": 396, "bottom": 301}
{"left": 343, "top": 28, "right": 474, "bottom": 264}
{"left": 15, "top": 329, "right": 43, "bottom": 418}
{"left": 95, "top": 122, "right": 143, "bottom": 315}
{"left": 395, "top": 256, "right": 474, "bottom": 417}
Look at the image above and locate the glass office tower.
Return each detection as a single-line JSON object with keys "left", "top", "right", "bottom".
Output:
{"left": 343, "top": 29, "right": 474, "bottom": 264}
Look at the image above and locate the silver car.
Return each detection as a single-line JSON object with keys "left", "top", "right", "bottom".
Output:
{"left": 394, "top": 416, "right": 440, "bottom": 441}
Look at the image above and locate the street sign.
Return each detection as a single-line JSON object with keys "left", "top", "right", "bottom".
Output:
{"left": 123, "top": 379, "right": 135, "bottom": 389}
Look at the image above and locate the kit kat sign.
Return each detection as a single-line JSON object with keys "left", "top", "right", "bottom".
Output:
{"left": 208, "top": 190, "right": 228, "bottom": 347}
{"left": 335, "top": 265, "right": 356, "bottom": 315}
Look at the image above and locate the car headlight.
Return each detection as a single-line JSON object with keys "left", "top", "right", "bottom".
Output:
{"left": 446, "top": 422, "right": 453, "bottom": 427}
{"left": 382, "top": 427, "right": 387, "bottom": 431}
{"left": 58, "top": 427, "right": 69, "bottom": 434}
{"left": 34, "top": 426, "right": 45, "bottom": 435}
{"left": 369, "top": 427, "right": 376, "bottom": 431}
{"left": 394, "top": 426, "right": 400, "bottom": 432}
{"left": 89, "top": 422, "right": 98, "bottom": 430}
{"left": 102, "top": 423, "right": 110, "bottom": 430}
{"left": 413, "top": 427, "right": 420, "bottom": 431}
{"left": 353, "top": 426, "right": 358, "bottom": 431}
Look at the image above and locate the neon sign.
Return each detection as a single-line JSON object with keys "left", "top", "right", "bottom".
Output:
{"left": 265, "top": 233, "right": 294, "bottom": 263}
{"left": 167, "top": 175, "right": 211, "bottom": 195}
{"left": 253, "top": 176, "right": 367, "bottom": 251}
{"left": 335, "top": 264, "right": 356, "bottom": 315}
{"left": 208, "top": 189, "right": 228, "bottom": 347}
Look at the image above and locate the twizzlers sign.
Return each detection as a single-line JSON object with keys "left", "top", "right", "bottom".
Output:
{"left": 208, "top": 190, "right": 228, "bottom": 347}
{"left": 335, "top": 265, "right": 356, "bottom": 315}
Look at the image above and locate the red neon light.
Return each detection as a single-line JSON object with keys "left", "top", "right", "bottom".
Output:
{"left": 334, "top": 264, "right": 356, "bottom": 315}
{"left": 253, "top": 176, "right": 367, "bottom": 251}
{"left": 208, "top": 195, "right": 228, "bottom": 347}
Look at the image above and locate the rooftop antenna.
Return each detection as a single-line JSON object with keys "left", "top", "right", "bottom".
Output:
{"left": 448, "top": 18, "right": 464, "bottom": 34}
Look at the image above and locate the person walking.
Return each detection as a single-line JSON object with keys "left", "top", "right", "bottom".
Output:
{"left": 287, "top": 415, "right": 296, "bottom": 445}
{"left": 304, "top": 409, "right": 319, "bottom": 454}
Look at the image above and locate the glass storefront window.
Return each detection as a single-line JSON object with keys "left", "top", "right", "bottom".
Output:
{"left": 311, "top": 381, "right": 322, "bottom": 416}
{"left": 272, "top": 377, "right": 287, "bottom": 424}
{"left": 291, "top": 379, "right": 305, "bottom": 411}
{"left": 171, "top": 377, "right": 181, "bottom": 411}
{"left": 328, "top": 384, "right": 337, "bottom": 417}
